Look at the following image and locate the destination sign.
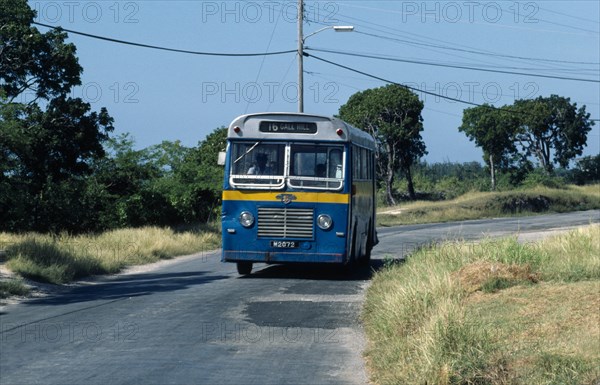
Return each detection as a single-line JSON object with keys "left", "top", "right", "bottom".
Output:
{"left": 259, "top": 121, "right": 317, "bottom": 134}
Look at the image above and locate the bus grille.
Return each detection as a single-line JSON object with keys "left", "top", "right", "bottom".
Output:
{"left": 257, "top": 207, "right": 314, "bottom": 239}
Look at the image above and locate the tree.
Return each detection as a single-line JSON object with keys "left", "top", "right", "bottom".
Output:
{"left": 0, "top": 96, "right": 113, "bottom": 232}
{"left": 1, "top": 0, "right": 81, "bottom": 102}
{"left": 0, "top": 0, "right": 114, "bottom": 232}
{"left": 172, "top": 127, "right": 227, "bottom": 223}
{"left": 338, "top": 84, "right": 426, "bottom": 203}
{"left": 512, "top": 95, "right": 594, "bottom": 174}
{"left": 458, "top": 104, "right": 519, "bottom": 190}
{"left": 570, "top": 155, "right": 600, "bottom": 185}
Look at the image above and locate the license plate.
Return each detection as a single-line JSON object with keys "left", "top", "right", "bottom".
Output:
{"left": 270, "top": 241, "right": 298, "bottom": 248}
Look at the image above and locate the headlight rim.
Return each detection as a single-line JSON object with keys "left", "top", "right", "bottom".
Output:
{"left": 239, "top": 211, "right": 255, "bottom": 228}
{"left": 317, "top": 214, "right": 333, "bottom": 230}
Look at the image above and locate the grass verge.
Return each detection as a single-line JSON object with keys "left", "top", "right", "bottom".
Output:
{"left": 0, "top": 224, "right": 220, "bottom": 285}
{"left": 0, "top": 279, "right": 30, "bottom": 299}
{"left": 362, "top": 225, "right": 600, "bottom": 385}
{"left": 377, "top": 185, "right": 600, "bottom": 226}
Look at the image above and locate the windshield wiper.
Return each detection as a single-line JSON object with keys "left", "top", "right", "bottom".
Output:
{"left": 233, "top": 141, "right": 261, "bottom": 164}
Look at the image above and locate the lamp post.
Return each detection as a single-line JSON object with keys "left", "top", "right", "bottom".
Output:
{"left": 297, "top": 1, "right": 353, "bottom": 113}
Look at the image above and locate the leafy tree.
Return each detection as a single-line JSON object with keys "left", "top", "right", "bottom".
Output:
{"left": 512, "top": 95, "right": 594, "bottom": 174}
{"left": 172, "top": 127, "right": 227, "bottom": 223}
{"left": 338, "top": 84, "right": 426, "bottom": 203}
{"left": 1, "top": 0, "right": 114, "bottom": 232}
{"left": 570, "top": 155, "right": 600, "bottom": 185}
{"left": 1, "top": 0, "right": 81, "bottom": 101}
{"left": 458, "top": 104, "right": 519, "bottom": 190}
{"left": 89, "top": 134, "right": 188, "bottom": 228}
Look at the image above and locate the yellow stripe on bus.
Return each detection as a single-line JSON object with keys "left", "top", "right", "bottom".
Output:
{"left": 222, "top": 190, "right": 350, "bottom": 204}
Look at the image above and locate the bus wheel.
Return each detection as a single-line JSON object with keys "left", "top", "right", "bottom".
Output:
{"left": 237, "top": 262, "right": 252, "bottom": 275}
{"left": 344, "top": 231, "right": 358, "bottom": 273}
{"left": 359, "top": 244, "right": 372, "bottom": 266}
{"left": 359, "top": 226, "right": 373, "bottom": 267}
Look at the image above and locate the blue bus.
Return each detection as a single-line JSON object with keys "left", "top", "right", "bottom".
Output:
{"left": 220, "top": 113, "right": 377, "bottom": 275}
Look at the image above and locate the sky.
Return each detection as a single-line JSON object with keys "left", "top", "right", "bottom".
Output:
{"left": 26, "top": 0, "right": 600, "bottom": 164}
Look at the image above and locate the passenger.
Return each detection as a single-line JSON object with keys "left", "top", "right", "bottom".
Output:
{"left": 315, "top": 163, "right": 326, "bottom": 177}
{"left": 248, "top": 154, "right": 273, "bottom": 175}
{"left": 268, "top": 161, "right": 277, "bottom": 174}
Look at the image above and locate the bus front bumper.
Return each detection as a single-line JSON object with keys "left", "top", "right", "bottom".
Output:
{"left": 222, "top": 250, "right": 345, "bottom": 264}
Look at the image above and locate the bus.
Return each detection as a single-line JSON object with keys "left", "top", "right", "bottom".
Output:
{"left": 220, "top": 112, "right": 378, "bottom": 275}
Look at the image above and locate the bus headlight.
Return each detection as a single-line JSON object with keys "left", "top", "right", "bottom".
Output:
{"left": 317, "top": 214, "right": 333, "bottom": 230}
{"left": 239, "top": 211, "right": 255, "bottom": 228}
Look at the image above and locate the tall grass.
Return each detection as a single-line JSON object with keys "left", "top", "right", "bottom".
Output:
{"left": 378, "top": 185, "right": 600, "bottom": 226}
{"left": 0, "top": 279, "right": 30, "bottom": 298}
{"left": 0, "top": 225, "right": 220, "bottom": 284}
{"left": 362, "top": 225, "right": 600, "bottom": 385}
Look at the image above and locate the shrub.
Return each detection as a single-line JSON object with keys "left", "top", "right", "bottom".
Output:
{"left": 521, "top": 169, "right": 566, "bottom": 189}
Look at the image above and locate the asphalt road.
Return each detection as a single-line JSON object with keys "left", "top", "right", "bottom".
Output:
{"left": 1, "top": 210, "right": 598, "bottom": 385}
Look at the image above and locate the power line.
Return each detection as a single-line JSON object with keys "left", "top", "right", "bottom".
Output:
{"left": 308, "top": 45, "right": 598, "bottom": 74}
{"left": 355, "top": 31, "right": 600, "bottom": 66}
{"left": 306, "top": 52, "right": 480, "bottom": 106}
{"left": 537, "top": 6, "right": 600, "bottom": 24}
{"left": 305, "top": 52, "right": 600, "bottom": 122}
{"left": 306, "top": 48, "right": 600, "bottom": 84}
{"left": 335, "top": 2, "right": 599, "bottom": 35}
{"left": 305, "top": 16, "right": 590, "bottom": 76}
{"left": 499, "top": 4, "right": 600, "bottom": 35}
{"left": 307, "top": 70, "right": 463, "bottom": 118}
{"left": 303, "top": 3, "right": 599, "bottom": 73}
{"left": 33, "top": 22, "right": 296, "bottom": 57}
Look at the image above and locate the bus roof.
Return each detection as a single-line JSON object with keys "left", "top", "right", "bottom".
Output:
{"left": 227, "top": 112, "right": 376, "bottom": 150}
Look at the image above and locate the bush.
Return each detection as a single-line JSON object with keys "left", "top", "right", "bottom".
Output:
{"left": 521, "top": 169, "right": 566, "bottom": 189}
{"left": 570, "top": 155, "right": 600, "bottom": 185}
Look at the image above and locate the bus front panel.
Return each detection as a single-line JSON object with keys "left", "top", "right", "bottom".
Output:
{"left": 221, "top": 192, "right": 350, "bottom": 264}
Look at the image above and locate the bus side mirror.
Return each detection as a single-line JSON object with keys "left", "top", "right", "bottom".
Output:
{"left": 217, "top": 151, "right": 226, "bottom": 166}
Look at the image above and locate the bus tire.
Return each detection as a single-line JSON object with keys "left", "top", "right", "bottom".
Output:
{"left": 237, "top": 262, "right": 252, "bottom": 275}
{"left": 343, "top": 228, "right": 357, "bottom": 273}
{"left": 349, "top": 224, "right": 358, "bottom": 264}
{"left": 359, "top": 224, "right": 373, "bottom": 266}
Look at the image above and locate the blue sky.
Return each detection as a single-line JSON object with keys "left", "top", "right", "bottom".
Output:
{"left": 28, "top": 1, "right": 600, "bottom": 163}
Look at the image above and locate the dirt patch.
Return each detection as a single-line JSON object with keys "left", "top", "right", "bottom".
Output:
{"left": 378, "top": 208, "right": 404, "bottom": 215}
{"left": 453, "top": 261, "right": 539, "bottom": 293}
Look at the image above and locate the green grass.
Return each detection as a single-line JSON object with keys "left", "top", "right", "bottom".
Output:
{"left": 377, "top": 185, "right": 600, "bottom": 226}
{"left": 0, "top": 224, "right": 220, "bottom": 285}
{"left": 0, "top": 279, "right": 30, "bottom": 299}
{"left": 362, "top": 225, "right": 600, "bottom": 385}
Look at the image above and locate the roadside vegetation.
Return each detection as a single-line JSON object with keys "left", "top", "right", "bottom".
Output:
{"left": 0, "top": 225, "right": 220, "bottom": 288}
{"left": 378, "top": 184, "right": 600, "bottom": 226}
{"left": 0, "top": 279, "right": 30, "bottom": 298}
{"left": 362, "top": 225, "right": 600, "bottom": 385}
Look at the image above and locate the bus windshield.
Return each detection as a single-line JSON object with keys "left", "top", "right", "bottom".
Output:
{"left": 289, "top": 144, "right": 343, "bottom": 189}
{"left": 229, "top": 142, "right": 344, "bottom": 190}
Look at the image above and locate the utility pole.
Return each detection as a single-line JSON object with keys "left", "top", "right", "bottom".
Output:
{"left": 297, "top": 0, "right": 304, "bottom": 113}
{"left": 297, "top": 0, "right": 352, "bottom": 113}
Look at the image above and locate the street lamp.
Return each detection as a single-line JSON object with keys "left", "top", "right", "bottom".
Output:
{"left": 303, "top": 25, "right": 355, "bottom": 41}
{"left": 297, "top": 1, "right": 353, "bottom": 112}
